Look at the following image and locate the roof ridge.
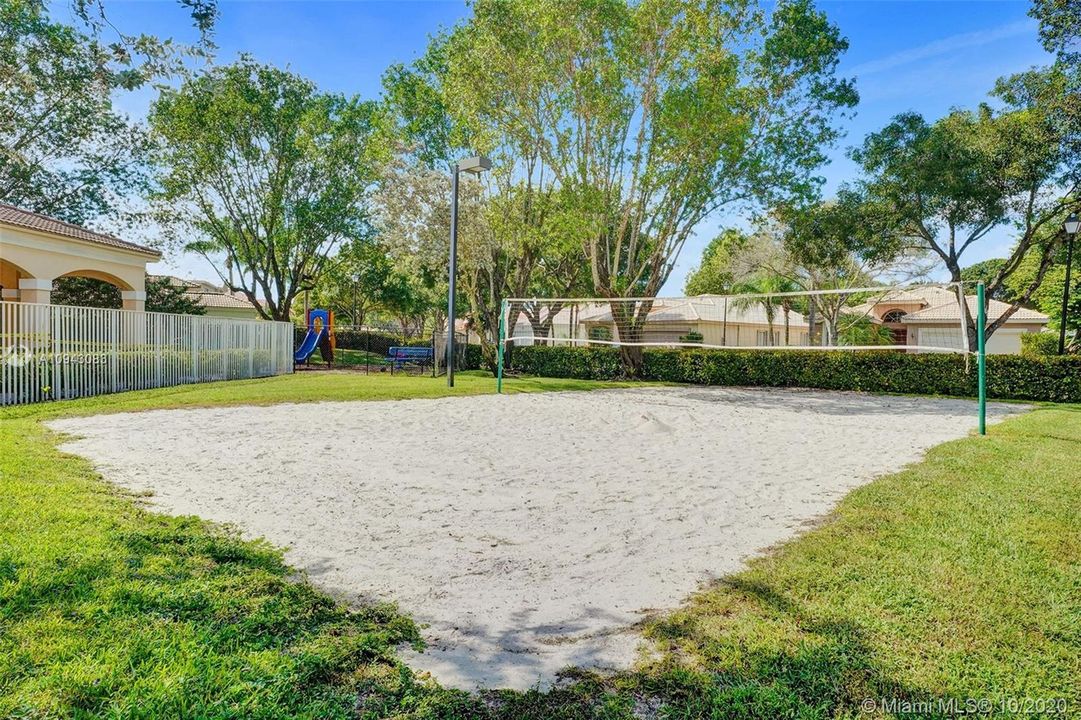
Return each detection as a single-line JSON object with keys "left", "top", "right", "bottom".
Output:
{"left": 0, "top": 202, "right": 160, "bottom": 257}
{"left": 0, "top": 202, "right": 125, "bottom": 241}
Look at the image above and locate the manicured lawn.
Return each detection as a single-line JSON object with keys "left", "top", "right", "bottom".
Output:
{"left": 1, "top": 372, "right": 1077, "bottom": 718}
{"left": 0, "top": 370, "right": 618, "bottom": 421}
{"left": 0, "top": 372, "right": 632, "bottom": 718}
{"left": 332, "top": 347, "right": 388, "bottom": 368}
{"left": 299, "top": 347, "right": 390, "bottom": 369}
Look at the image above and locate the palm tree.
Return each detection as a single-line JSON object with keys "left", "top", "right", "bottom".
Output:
{"left": 733, "top": 272, "right": 801, "bottom": 345}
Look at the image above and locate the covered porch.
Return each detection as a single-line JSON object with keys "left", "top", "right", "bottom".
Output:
{"left": 0, "top": 204, "right": 160, "bottom": 311}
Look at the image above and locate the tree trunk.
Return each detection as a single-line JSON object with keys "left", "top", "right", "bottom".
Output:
{"left": 610, "top": 299, "right": 651, "bottom": 377}
{"left": 619, "top": 344, "right": 645, "bottom": 376}
{"left": 782, "top": 301, "right": 791, "bottom": 346}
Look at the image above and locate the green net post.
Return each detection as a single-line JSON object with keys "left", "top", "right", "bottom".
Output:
{"left": 977, "top": 282, "right": 987, "bottom": 435}
{"left": 496, "top": 298, "right": 506, "bottom": 394}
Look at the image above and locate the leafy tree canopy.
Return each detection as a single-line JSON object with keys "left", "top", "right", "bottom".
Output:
{"left": 150, "top": 57, "right": 386, "bottom": 321}
{"left": 440, "top": 0, "right": 857, "bottom": 306}
{"left": 685, "top": 229, "right": 756, "bottom": 295}
{"left": 1006, "top": 239, "right": 1081, "bottom": 338}
{"left": 1030, "top": 0, "right": 1080, "bottom": 63}
{"left": 312, "top": 240, "right": 423, "bottom": 329}
{"left": 849, "top": 64, "right": 1081, "bottom": 347}
{"left": 960, "top": 259, "right": 1022, "bottom": 302}
{"left": 1, "top": 1, "right": 148, "bottom": 224}
{"left": 0, "top": 0, "right": 216, "bottom": 225}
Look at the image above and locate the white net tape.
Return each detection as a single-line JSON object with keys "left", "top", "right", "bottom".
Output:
{"left": 502, "top": 283, "right": 974, "bottom": 355}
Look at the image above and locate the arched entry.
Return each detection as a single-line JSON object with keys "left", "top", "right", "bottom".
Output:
{"left": 0, "top": 257, "right": 32, "bottom": 300}
{"left": 55, "top": 270, "right": 144, "bottom": 310}
{"left": 57, "top": 269, "right": 135, "bottom": 291}
{"left": 881, "top": 309, "right": 908, "bottom": 345}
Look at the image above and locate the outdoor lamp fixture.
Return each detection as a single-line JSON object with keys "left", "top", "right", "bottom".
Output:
{"left": 1059, "top": 213, "right": 1080, "bottom": 355}
{"left": 447, "top": 155, "right": 492, "bottom": 387}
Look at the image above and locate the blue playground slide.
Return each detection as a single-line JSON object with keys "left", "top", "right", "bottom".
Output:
{"left": 293, "top": 326, "right": 326, "bottom": 363}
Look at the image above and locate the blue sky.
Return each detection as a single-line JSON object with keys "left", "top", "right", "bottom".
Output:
{"left": 81, "top": 0, "right": 1054, "bottom": 293}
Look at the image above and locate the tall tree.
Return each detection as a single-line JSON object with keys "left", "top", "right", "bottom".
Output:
{"left": 1031, "top": 0, "right": 1080, "bottom": 64}
{"left": 851, "top": 66, "right": 1081, "bottom": 349}
{"left": 312, "top": 240, "right": 419, "bottom": 329}
{"left": 440, "top": 0, "right": 857, "bottom": 372}
{"left": 771, "top": 199, "right": 931, "bottom": 344}
{"left": 150, "top": 58, "right": 385, "bottom": 322}
{"left": 383, "top": 38, "right": 591, "bottom": 369}
{"left": 730, "top": 272, "right": 801, "bottom": 345}
{"left": 0, "top": 0, "right": 215, "bottom": 225}
{"left": 1006, "top": 238, "right": 1081, "bottom": 345}
{"left": 960, "top": 260, "right": 1022, "bottom": 303}
{"left": 0, "top": 1, "right": 147, "bottom": 224}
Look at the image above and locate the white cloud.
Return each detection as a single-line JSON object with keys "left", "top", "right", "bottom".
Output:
{"left": 849, "top": 19, "right": 1036, "bottom": 77}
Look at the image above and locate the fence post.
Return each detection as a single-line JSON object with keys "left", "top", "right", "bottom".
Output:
{"left": 977, "top": 283, "right": 987, "bottom": 436}
{"left": 192, "top": 318, "right": 200, "bottom": 383}
{"left": 154, "top": 315, "right": 163, "bottom": 388}
{"left": 497, "top": 298, "right": 507, "bottom": 394}
{"left": 50, "top": 305, "right": 60, "bottom": 401}
{"left": 110, "top": 310, "right": 119, "bottom": 392}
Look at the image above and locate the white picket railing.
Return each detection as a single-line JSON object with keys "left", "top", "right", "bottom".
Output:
{"left": 0, "top": 301, "right": 294, "bottom": 406}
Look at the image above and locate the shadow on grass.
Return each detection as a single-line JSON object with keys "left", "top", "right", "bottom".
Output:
{"left": 2, "top": 509, "right": 421, "bottom": 717}
{"left": 627, "top": 577, "right": 967, "bottom": 719}
{"left": 357, "top": 573, "right": 974, "bottom": 720}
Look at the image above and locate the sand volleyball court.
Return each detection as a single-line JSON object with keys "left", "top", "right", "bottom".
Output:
{"left": 49, "top": 387, "right": 1021, "bottom": 690}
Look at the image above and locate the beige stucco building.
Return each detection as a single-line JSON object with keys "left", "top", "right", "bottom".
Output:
{"left": 850, "top": 286, "right": 1048, "bottom": 355}
{"left": 573, "top": 297, "right": 811, "bottom": 347}
{"left": 510, "top": 297, "right": 811, "bottom": 347}
{"left": 509, "top": 288, "right": 1048, "bottom": 355}
{"left": 0, "top": 204, "right": 160, "bottom": 311}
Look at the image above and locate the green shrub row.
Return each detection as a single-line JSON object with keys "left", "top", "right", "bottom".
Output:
{"left": 461, "top": 343, "right": 484, "bottom": 371}
{"left": 509, "top": 346, "right": 1081, "bottom": 403}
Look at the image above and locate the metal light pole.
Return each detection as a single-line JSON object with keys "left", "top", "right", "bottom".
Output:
{"left": 1059, "top": 213, "right": 1079, "bottom": 355}
{"left": 446, "top": 155, "right": 492, "bottom": 387}
{"left": 301, "top": 273, "right": 314, "bottom": 321}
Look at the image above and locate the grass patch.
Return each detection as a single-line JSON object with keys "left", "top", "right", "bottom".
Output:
{"left": 1, "top": 372, "right": 1078, "bottom": 717}
{"left": 0, "top": 372, "right": 632, "bottom": 718}
{"left": 333, "top": 348, "right": 388, "bottom": 368}
{"left": 0, "top": 370, "right": 630, "bottom": 422}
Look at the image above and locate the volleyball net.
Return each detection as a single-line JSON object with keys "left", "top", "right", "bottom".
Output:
{"left": 499, "top": 283, "right": 977, "bottom": 354}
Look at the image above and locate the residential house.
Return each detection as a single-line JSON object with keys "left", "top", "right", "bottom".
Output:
{"left": 849, "top": 286, "right": 1048, "bottom": 354}
{"left": 151, "top": 275, "right": 263, "bottom": 320}
{"left": 510, "top": 297, "right": 811, "bottom": 347}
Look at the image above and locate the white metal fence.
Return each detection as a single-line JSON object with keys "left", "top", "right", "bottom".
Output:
{"left": 1, "top": 301, "right": 294, "bottom": 406}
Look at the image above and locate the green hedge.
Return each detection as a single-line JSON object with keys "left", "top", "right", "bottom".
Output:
{"left": 461, "top": 343, "right": 484, "bottom": 371}
{"left": 509, "top": 346, "right": 1081, "bottom": 403}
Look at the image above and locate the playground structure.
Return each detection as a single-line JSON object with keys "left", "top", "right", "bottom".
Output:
{"left": 294, "top": 309, "right": 335, "bottom": 366}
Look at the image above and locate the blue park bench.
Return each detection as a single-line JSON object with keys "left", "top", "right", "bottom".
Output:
{"left": 386, "top": 346, "right": 434, "bottom": 373}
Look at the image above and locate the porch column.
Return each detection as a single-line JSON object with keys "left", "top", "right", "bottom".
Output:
{"left": 121, "top": 290, "right": 146, "bottom": 312}
{"left": 18, "top": 278, "right": 51, "bottom": 304}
